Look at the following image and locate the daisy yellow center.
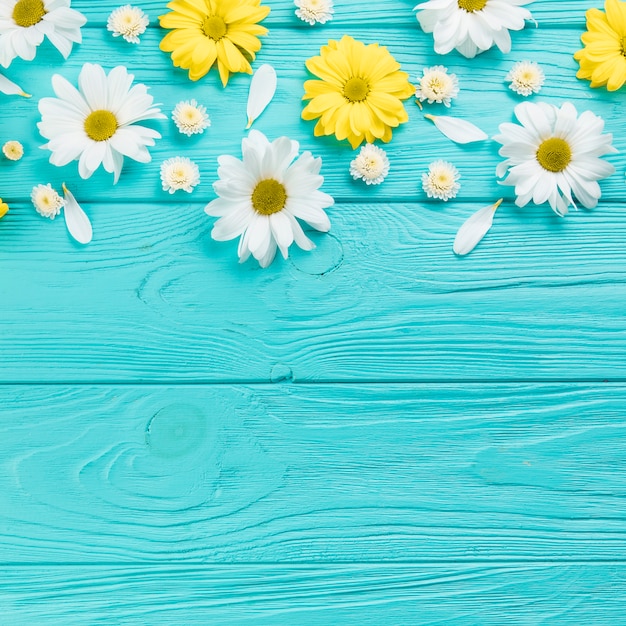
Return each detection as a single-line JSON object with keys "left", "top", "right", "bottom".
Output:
{"left": 84, "top": 110, "right": 118, "bottom": 142}
{"left": 457, "top": 0, "right": 488, "bottom": 12}
{"left": 343, "top": 77, "right": 370, "bottom": 102}
{"left": 12, "top": 0, "right": 46, "bottom": 27}
{"left": 536, "top": 137, "right": 572, "bottom": 173}
{"left": 202, "top": 15, "right": 227, "bottom": 41}
{"left": 251, "top": 179, "right": 287, "bottom": 215}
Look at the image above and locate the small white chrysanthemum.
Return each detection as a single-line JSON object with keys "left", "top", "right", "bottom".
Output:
{"left": 506, "top": 60, "right": 545, "bottom": 97}
{"left": 295, "top": 0, "right": 334, "bottom": 25}
{"left": 422, "top": 160, "right": 460, "bottom": 201}
{"left": 107, "top": 5, "right": 149, "bottom": 44}
{"left": 415, "top": 66, "right": 459, "bottom": 107}
{"left": 2, "top": 140, "right": 23, "bottom": 161}
{"left": 160, "top": 157, "right": 200, "bottom": 194}
{"left": 350, "top": 143, "right": 389, "bottom": 185}
{"left": 31, "top": 183, "right": 64, "bottom": 219}
{"left": 172, "top": 99, "right": 211, "bottom": 136}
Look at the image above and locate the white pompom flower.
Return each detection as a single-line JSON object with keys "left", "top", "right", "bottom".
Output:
{"left": 414, "top": 0, "right": 534, "bottom": 59}
{"left": 205, "top": 129, "right": 334, "bottom": 268}
{"left": 506, "top": 60, "right": 544, "bottom": 96}
{"left": 31, "top": 183, "right": 64, "bottom": 219}
{"left": 415, "top": 66, "right": 459, "bottom": 107}
{"left": 422, "top": 160, "right": 461, "bottom": 201}
{"left": 0, "top": 0, "right": 86, "bottom": 67}
{"left": 38, "top": 63, "right": 165, "bottom": 184}
{"left": 294, "top": 0, "right": 333, "bottom": 25}
{"left": 494, "top": 101, "right": 616, "bottom": 217}
{"left": 172, "top": 99, "right": 210, "bottom": 136}
{"left": 350, "top": 143, "right": 389, "bottom": 185}
{"left": 160, "top": 156, "right": 200, "bottom": 194}
{"left": 107, "top": 4, "right": 149, "bottom": 44}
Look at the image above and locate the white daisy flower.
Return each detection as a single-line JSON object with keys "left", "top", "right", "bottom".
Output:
{"left": 414, "top": 0, "right": 534, "bottom": 59}
{"left": 107, "top": 4, "right": 149, "bottom": 44}
{"left": 0, "top": 0, "right": 86, "bottom": 67}
{"left": 31, "top": 183, "right": 64, "bottom": 219}
{"left": 506, "top": 60, "right": 544, "bottom": 96}
{"left": 494, "top": 101, "right": 616, "bottom": 217}
{"left": 295, "top": 0, "right": 333, "bottom": 25}
{"left": 205, "top": 129, "right": 334, "bottom": 268}
{"left": 415, "top": 66, "right": 459, "bottom": 107}
{"left": 350, "top": 143, "right": 389, "bottom": 185}
{"left": 2, "top": 139, "right": 23, "bottom": 160}
{"left": 172, "top": 99, "right": 210, "bottom": 136}
{"left": 422, "top": 160, "right": 460, "bottom": 201}
{"left": 161, "top": 156, "right": 200, "bottom": 194}
{"left": 38, "top": 63, "right": 165, "bottom": 184}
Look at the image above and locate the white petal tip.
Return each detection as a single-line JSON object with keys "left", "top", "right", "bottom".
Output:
{"left": 20, "top": 91, "right": 31, "bottom": 98}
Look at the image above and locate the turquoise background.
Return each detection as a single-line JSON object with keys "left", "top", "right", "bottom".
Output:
{"left": 2, "top": 0, "right": 626, "bottom": 622}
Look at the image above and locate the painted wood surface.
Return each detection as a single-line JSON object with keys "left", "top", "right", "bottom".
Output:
{"left": 2, "top": 0, "right": 626, "bottom": 622}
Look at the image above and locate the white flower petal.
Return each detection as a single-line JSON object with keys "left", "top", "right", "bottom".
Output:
{"left": 62, "top": 184, "right": 92, "bottom": 244}
{"left": 246, "top": 64, "right": 277, "bottom": 129}
{"left": 425, "top": 114, "right": 488, "bottom": 144}
{"left": 0, "top": 72, "right": 29, "bottom": 97}
{"left": 453, "top": 199, "right": 502, "bottom": 256}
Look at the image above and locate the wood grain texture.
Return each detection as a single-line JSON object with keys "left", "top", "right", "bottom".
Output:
{"left": 1, "top": 384, "right": 625, "bottom": 563}
{"left": 3, "top": 199, "right": 626, "bottom": 382}
{"left": 2, "top": 564, "right": 625, "bottom": 624}
{"left": 2, "top": 25, "right": 623, "bottom": 203}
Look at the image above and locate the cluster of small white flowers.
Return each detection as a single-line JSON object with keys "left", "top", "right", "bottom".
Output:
{"left": 31, "top": 184, "right": 64, "bottom": 219}
{"left": 294, "top": 0, "right": 334, "bottom": 25}
{"left": 350, "top": 144, "right": 389, "bottom": 185}
{"left": 172, "top": 100, "right": 211, "bottom": 136}
{"left": 107, "top": 5, "right": 149, "bottom": 44}
{"left": 160, "top": 157, "right": 201, "bottom": 194}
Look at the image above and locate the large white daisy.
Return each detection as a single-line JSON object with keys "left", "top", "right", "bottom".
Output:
{"left": 0, "top": 0, "right": 86, "bottom": 67}
{"left": 38, "top": 63, "right": 165, "bottom": 183}
{"left": 494, "top": 101, "right": 616, "bottom": 217}
{"left": 414, "top": 0, "right": 534, "bottom": 59}
{"left": 205, "top": 130, "right": 334, "bottom": 268}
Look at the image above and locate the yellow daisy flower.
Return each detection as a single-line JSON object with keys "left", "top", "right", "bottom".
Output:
{"left": 159, "top": 0, "right": 270, "bottom": 86}
{"left": 574, "top": 0, "right": 626, "bottom": 91}
{"left": 0, "top": 199, "right": 8, "bottom": 219}
{"left": 302, "top": 35, "right": 414, "bottom": 149}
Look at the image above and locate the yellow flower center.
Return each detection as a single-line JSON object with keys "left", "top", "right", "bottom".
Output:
{"left": 202, "top": 15, "right": 227, "bottom": 41}
{"left": 251, "top": 179, "right": 287, "bottom": 215}
{"left": 343, "top": 77, "right": 370, "bottom": 102}
{"left": 12, "top": 0, "right": 46, "bottom": 27}
{"left": 457, "top": 0, "right": 488, "bottom": 12}
{"left": 84, "top": 110, "right": 118, "bottom": 142}
{"left": 536, "top": 137, "right": 572, "bottom": 173}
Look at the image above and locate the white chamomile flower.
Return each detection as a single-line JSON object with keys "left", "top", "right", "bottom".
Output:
{"left": 160, "top": 156, "right": 200, "bottom": 194}
{"left": 0, "top": 0, "right": 86, "bottom": 67}
{"left": 506, "top": 60, "right": 544, "bottom": 96}
{"left": 422, "top": 160, "right": 460, "bottom": 201}
{"left": 2, "top": 139, "right": 23, "bottom": 160}
{"left": 107, "top": 4, "right": 149, "bottom": 44}
{"left": 295, "top": 0, "right": 334, "bottom": 25}
{"left": 31, "top": 183, "right": 64, "bottom": 219}
{"left": 414, "top": 0, "right": 534, "bottom": 59}
{"left": 350, "top": 143, "right": 389, "bottom": 185}
{"left": 38, "top": 63, "right": 165, "bottom": 184}
{"left": 494, "top": 101, "right": 616, "bottom": 217}
{"left": 205, "top": 129, "right": 334, "bottom": 268}
{"left": 415, "top": 66, "right": 459, "bottom": 107}
{"left": 172, "top": 99, "right": 210, "bottom": 136}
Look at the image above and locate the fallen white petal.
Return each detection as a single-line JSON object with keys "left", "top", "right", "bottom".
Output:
{"left": 0, "top": 73, "right": 30, "bottom": 97}
{"left": 246, "top": 64, "right": 277, "bottom": 129}
{"left": 62, "top": 183, "right": 92, "bottom": 244}
{"left": 425, "top": 114, "right": 488, "bottom": 144}
{"left": 453, "top": 199, "right": 502, "bottom": 256}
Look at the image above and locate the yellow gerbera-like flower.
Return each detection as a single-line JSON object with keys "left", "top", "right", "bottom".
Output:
{"left": 0, "top": 198, "right": 8, "bottom": 219}
{"left": 302, "top": 35, "right": 414, "bottom": 149}
{"left": 159, "top": 0, "right": 270, "bottom": 86}
{"left": 574, "top": 0, "right": 626, "bottom": 91}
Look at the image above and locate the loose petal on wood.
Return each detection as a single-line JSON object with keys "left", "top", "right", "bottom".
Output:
{"left": 0, "top": 72, "right": 30, "bottom": 97}
{"left": 246, "top": 64, "right": 277, "bottom": 129}
{"left": 453, "top": 199, "right": 502, "bottom": 256}
{"left": 424, "top": 114, "right": 489, "bottom": 144}
{"left": 62, "top": 184, "right": 93, "bottom": 245}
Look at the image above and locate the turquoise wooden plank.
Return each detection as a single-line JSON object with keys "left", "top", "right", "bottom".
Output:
{"left": 2, "top": 26, "right": 623, "bottom": 203}
{"left": 3, "top": 200, "right": 626, "bottom": 382}
{"left": 75, "top": 0, "right": 598, "bottom": 27}
{"left": 1, "top": 384, "right": 625, "bottom": 563}
{"left": 1, "top": 564, "right": 625, "bottom": 624}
